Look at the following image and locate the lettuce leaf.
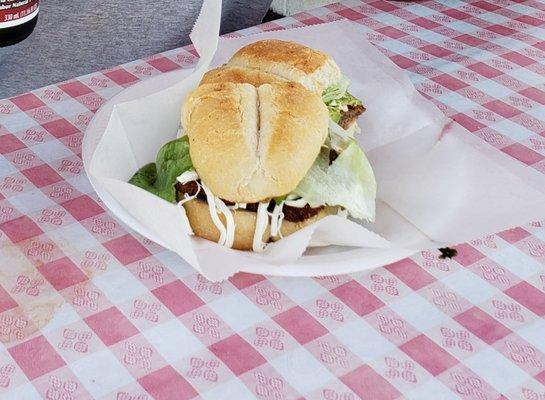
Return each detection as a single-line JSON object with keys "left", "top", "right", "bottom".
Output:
{"left": 322, "top": 77, "right": 350, "bottom": 103}
{"left": 322, "top": 77, "right": 364, "bottom": 123}
{"left": 129, "top": 135, "right": 193, "bottom": 202}
{"left": 293, "top": 141, "right": 376, "bottom": 221}
{"left": 128, "top": 162, "right": 157, "bottom": 193}
{"left": 327, "top": 119, "right": 354, "bottom": 153}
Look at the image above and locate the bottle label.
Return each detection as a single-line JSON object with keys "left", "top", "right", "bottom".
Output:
{"left": 0, "top": 0, "right": 39, "bottom": 29}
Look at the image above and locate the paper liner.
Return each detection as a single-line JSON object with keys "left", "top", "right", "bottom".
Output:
{"left": 83, "top": 7, "right": 545, "bottom": 281}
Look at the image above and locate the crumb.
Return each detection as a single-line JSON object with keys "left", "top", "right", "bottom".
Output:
{"left": 438, "top": 247, "right": 458, "bottom": 259}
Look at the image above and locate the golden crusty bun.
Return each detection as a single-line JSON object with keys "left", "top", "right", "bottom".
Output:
{"left": 183, "top": 198, "right": 337, "bottom": 250}
{"left": 227, "top": 40, "right": 342, "bottom": 94}
{"left": 200, "top": 65, "right": 287, "bottom": 86}
{"left": 181, "top": 81, "right": 329, "bottom": 203}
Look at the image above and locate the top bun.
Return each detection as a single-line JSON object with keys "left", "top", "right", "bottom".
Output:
{"left": 182, "top": 81, "right": 328, "bottom": 203}
{"left": 200, "top": 65, "right": 287, "bottom": 87}
{"left": 227, "top": 40, "right": 342, "bottom": 94}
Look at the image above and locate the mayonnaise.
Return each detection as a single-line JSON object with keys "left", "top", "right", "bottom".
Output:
{"left": 177, "top": 170, "right": 235, "bottom": 248}
{"left": 177, "top": 170, "right": 199, "bottom": 184}
{"left": 228, "top": 203, "right": 247, "bottom": 210}
{"left": 284, "top": 197, "right": 308, "bottom": 208}
{"left": 201, "top": 183, "right": 235, "bottom": 248}
{"left": 269, "top": 202, "right": 284, "bottom": 239}
{"left": 176, "top": 171, "right": 201, "bottom": 235}
{"left": 177, "top": 182, "right": 201, "bottom": 205}
{"left": 212, "top": 192, "right": 235, "bottom": 248}
{"left": 253, "top": 202, "right": 270, "bottom": 252}
{"left": 176, "top": 173, "right": 317, "bottom": 252}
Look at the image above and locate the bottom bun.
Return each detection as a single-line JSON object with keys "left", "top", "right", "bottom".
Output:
{"left": 182, "top": 199, "right": 338, "bottom": 250}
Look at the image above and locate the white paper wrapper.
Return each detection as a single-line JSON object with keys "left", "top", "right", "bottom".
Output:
{"left": 83, "top": 7, "right": 545, "bottom": 281}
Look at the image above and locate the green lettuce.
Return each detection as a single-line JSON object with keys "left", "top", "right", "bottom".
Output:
{"left": 293, "top": 140, "right": 376, "bottom": 221}
{"left": 129, "top": 135, "right": 193, "bottom": 202}
{"left": 327, "top": 119, "right": 354, "bottom": 153}
{"left": 322, "top": 77, "right": 364, "bottom": 123}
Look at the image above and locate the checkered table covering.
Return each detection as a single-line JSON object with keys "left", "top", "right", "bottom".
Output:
{"left": 0, "top": 0, "right": 545, "bottom": 399}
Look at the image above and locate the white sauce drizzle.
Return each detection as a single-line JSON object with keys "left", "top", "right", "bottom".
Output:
{"left": 176, "top": 173, "right": 318, "bottom": 252}
{"left": 201, "top": 183, "right": 235, "bottom": 248}
{"left": 269, "top": 202, "right": 285, "bottom": 239}
{"left": 253, "top": 202, "right": 270, "bottom": 252}
{"left": 214, "top": 195, "right": 235, "bottom": 248}
{"left": 284, "top": 198, "right": 308, "bottom": 208}
{"left": 177, "top": 170, "right": 198, "bottom": 184}
{"left": 176, "top": 171, "right": 235, "bottom": 248}
{"left": 176, "top": 171, "right": 201, "bottom": 235}
{"left": 228, "top": 202, "right": 247, "bottom": 210}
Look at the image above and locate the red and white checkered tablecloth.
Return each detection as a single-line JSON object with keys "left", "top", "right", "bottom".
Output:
{"left": 1, "top": 1, "right": 545, "bottom": 399}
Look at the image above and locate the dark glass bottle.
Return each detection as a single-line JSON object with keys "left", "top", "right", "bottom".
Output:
{"left": 0, "top": 0, "right": 39, "bottom": 47}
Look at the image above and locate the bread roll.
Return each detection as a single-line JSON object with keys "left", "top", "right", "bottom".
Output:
{"left": 227, "top": 40, "right": 342, "bottom": 94}
{"left": 200, "top": 65, "right": 287, "bottom": 86}
{"left": 182, "top": 81, "right": 328, "bottom": 203}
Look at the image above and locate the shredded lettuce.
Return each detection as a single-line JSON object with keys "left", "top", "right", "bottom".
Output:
{"left": 129, "top": 135, "right": 193, "bottom": 202}
{"left": 322, "top": 77, "right": 364, "bottom": 123}
{"left": 293, "top": 140, "right": 376, "bottom": 221}
{"left": 274, "top": 195, "right": 287, "bottom": 205}
{"left": 322, "top": 77, "right": 350, "bottom": 103}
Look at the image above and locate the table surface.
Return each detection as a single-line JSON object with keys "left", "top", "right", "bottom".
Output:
{"left": 1, "top": 1, "right": 545, "bottom": 399}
